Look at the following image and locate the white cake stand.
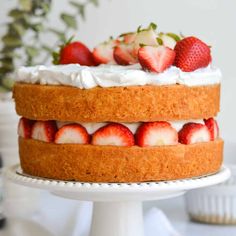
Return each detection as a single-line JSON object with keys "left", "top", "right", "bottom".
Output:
{"left": 4, "top": 164, "right": 230, "bottom": 236}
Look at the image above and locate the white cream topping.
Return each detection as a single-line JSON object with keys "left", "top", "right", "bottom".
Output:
{"left": 16, "top": 63, "right": 221, "bottom": 89}
{"left": 178, "top": 65, "right": 222, "bottom": 86}
{"left": 56, "top": 120, "right": 205, "bottom": 135}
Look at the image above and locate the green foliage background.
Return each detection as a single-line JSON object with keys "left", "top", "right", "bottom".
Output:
{"left": 0, "top": 0, "right": 99, "bottom": 92}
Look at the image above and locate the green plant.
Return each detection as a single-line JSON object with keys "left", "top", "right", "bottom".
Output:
{"left": 0, "top": 0, "right": 99, "bottom": 92}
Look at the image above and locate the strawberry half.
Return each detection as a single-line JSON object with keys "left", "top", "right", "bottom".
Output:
{"left": 174, "top": 36, "right": 211, "bottom": 72}
{"left": 59, "top": 41, "right": 95, "bottom": 66}
{"left": 138, "top": 45, "right": 176, "bottom": 73}
{"left": 135, "top": 121, "right": 178, "bottom": 147}
{"left": 91, "top": 123, "right": 135, "bottom": 146}
{"left": 113, "top": 44, "right": 137, "bottom": 65}
{"left": 204, "top": 118, "right": 219, "bottom": 141}
{"left": 55, "top": 124, "right": 90, "bottom": 144}
{"left": 31, "top": 121, "right": 58, "bottom": 143}
{"left": 18, "top": 117, "right": 35, "bottom": 139}
{"left": 178, "top": 123, "right": 211, "bottom": 145}
{"left": 93, "top": 39, "right": 119, "bottom": 65}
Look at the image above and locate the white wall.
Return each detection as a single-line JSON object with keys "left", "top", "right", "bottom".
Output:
{"left": 1, "top": 0, "right": 236, "bottom": 143}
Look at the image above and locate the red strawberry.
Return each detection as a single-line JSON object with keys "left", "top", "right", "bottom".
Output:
{"left": 31, "top": 121, "right": 58, "bottom": 142}
{"left": 174, "top": 36, "right": 211, "bottom": 72}
{"left": 204, "top": 118, "right": 219, "bottom": 141}
{"left": 18, "top": 117, "right": 35, "bottom": 139}
{"left": 55, "top": 124, "right": 90, "bottom": 144}
{"left": 59, "top": 41, "right": 95, "bottom": 66}
{"left": 113, "top": 44, "right": 137, "bottom": 65}
{"left": 123, "top": 33, "right": 137, "bottom": 44}
{"left": 138, "top": 46, "right": 176, "bottom": 73}
{"left": 93, "top": 39, "right": 119, "bottom": 65}
{"left": 91, "top": 123, "right": 134, "bottom": 146}
{"left": 178, "top": 123, "right": 211, "bottom": 145}
{"left": 135, "top": 122, "right": 178, "bottom": 147}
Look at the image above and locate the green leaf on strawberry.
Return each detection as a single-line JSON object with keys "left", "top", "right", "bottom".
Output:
{"left": 137, "top": 22, "right": 157, "bottom": 33}
{"left": 149, "top": 22, "right": 157, "bottom": 30}
{"left": 156, "top": 37, "right": 163, "bottom": 45}
{"left": 166, "top": 33, "right": 181, "bottom": 42}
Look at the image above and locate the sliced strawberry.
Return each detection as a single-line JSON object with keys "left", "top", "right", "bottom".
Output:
{"left": 59, "top": 41, "right": 95, "bottom": 66}
{"left": 178, "top": 123, "right": 211, "bottom": 145}
{"left": 113, "top": 44, "right": 137, "bottom": 65}
{"left": 204, "top": 118, "right": 219, "bottom": 141}
{"left": 93, "top": 39, "right": 119, "bottom": 65}
{"left": 133, "top": 23, "right": 159, "bottom": 56}
{"left": 157, "top": 33, "right": 181, "bottom": 50}
{"left": 91, "top": 123, "right": 134, "bottom": 146}
{"left": 55, "top": 124, "right": 90, "bottom": 144}
{"left": 135, "top": 122, "right": 178, "bottom": 147}
{"left": 159, "top": 34, "right": 177, "bottom": 49}
{"left": 174, "top": 36, "right": 211, "bottom": 72}
{"left": 31, "top": 121, "right": 57, "bottom": 143}
{"left": 138, "top": 45, "right": 175, "bottom": 73}
{"left": 18, "top": 117, "right": 35, "bottom": 139}
{"left": 123, "top": 32, "right": 137, "bottom": 44}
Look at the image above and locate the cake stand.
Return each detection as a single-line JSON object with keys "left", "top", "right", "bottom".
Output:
{"left": 4, "top": 164, "right": 230, "bottom": 236}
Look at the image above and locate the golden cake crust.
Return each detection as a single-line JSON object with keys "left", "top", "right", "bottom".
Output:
{"left": 13, "top": 83, "right": 220, "bottom": 122}
{"left": 19, "top": 137, "right": 223, "bottom": 183}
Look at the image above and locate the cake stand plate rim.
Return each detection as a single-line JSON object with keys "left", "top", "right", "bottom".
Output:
{"left": 4, "top": 164, "right": 230, "bottom": 191}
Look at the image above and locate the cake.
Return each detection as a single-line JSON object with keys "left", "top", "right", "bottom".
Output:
{"left": 13, "top": 23, "right": 223, "bottom": 182}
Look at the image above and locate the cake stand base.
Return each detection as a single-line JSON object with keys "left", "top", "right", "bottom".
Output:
{"left": 90, "top": 201, "right": 143, "bottom": 236}
{"left": 4, "top": 165, "right": 230, "bottom": 236}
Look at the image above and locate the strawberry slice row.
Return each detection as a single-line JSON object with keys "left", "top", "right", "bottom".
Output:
{"left": 18, "top": 118, "right": 219, "bottom": 146}
{"left": 92, "top": 24, "right": 212, "bottom": 72}
{"left": 18, "top": 119, "right": 90, "bottom": 144}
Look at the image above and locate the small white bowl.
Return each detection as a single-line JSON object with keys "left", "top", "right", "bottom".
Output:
{"left": 185, "top": 165, "right": 236, "bottom": 224}
{"left": 185, "top": 142, "right": 236, "bottom": 224}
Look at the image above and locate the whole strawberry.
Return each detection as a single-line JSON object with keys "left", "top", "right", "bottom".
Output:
{"left": 174, "top": 36, "right": 211, "bottom": 72}
{"left": 54, "top": 41, "right": 95, "bottom": 66}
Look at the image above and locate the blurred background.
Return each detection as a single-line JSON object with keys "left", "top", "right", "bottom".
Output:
{"left": 0, "top": 0, "right": 236, "bottom": 236}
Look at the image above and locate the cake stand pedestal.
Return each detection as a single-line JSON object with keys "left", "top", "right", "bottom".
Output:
{"left": 4, "top": 164, "right": 230, "bottom": 236}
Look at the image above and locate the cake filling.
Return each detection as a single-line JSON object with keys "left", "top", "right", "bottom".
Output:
{"left": 18, "top": 117, "right": 219, "bottom": 147}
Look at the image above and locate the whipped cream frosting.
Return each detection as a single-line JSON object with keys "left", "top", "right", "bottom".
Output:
{"left": 56, "top": 120, "right": 205, "bottom": 134}
{"left": 16, "top": 63, "right": 222, "bottom": 89}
